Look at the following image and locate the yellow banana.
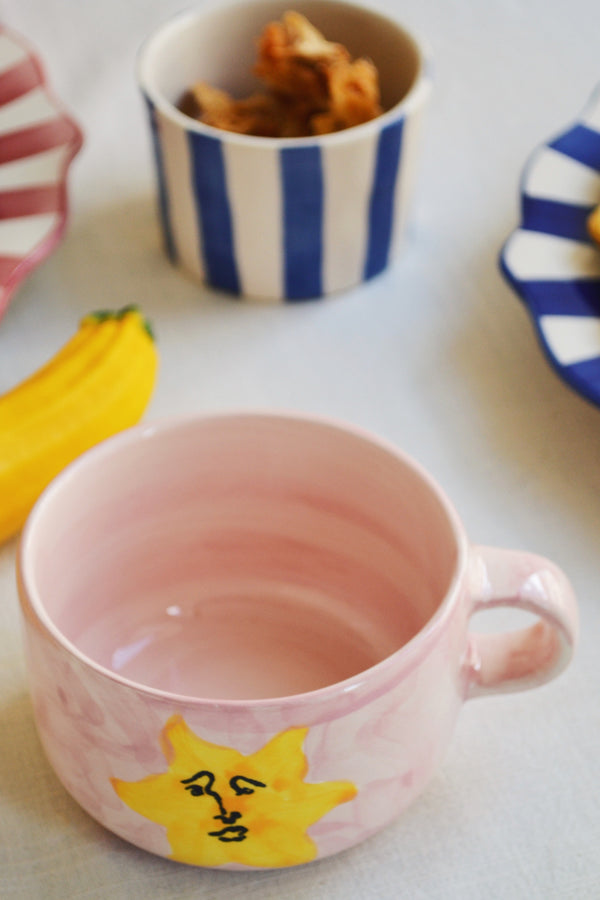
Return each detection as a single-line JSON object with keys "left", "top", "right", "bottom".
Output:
{"left": 0, "top": 306, "right": 158, "bottom": 543}
{"left": 588, "top": 204, "right": 600, "bottom": 247}
{"left": 0, "top": 317, "right": 120, "bottom": 425}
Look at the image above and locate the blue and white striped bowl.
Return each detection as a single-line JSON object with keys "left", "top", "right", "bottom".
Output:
{"left": 138, "top": 0, "right": 431, "bottom": 302}
{"left": 500, "top": 84, "right": 600, "bottom": 408}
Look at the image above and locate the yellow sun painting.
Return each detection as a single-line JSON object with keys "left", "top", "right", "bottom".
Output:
{"left": 111, "top": 715, "right": 357, "bottom": 868}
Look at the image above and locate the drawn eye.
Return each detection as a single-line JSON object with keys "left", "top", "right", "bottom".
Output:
{"left": 230, "top": 775, "right": 267, "bottom": 796}
{"left": 181, "top": 770, "right": 215, "bottom": 796}
{"left": 184, "top": 784, "right": 204, "bottom": 797}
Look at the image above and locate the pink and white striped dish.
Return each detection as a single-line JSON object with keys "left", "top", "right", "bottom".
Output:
{"left": 0, "top": 25, "right": 83, "bottom": 322}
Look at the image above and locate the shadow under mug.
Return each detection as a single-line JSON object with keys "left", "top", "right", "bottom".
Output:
{"left": 17, "top": 413, "right": 578, "bottom": 869}
{"left": 137, "top": 0, "right": 432, "bottom": 301}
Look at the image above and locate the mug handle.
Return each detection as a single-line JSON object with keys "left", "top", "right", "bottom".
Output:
{"left": 464, "top": 545, "right": 578, "bottom": 699}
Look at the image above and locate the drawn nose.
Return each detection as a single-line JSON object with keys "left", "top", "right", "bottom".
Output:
{"left": 216, "top": 809, "right": 242, "bottom": 825}
{"left": 207, "top": 789, "right": 242, "bottom": 825}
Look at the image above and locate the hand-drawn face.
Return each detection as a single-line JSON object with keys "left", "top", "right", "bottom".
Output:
{"left": 111, "top": 715, "right": 357, "bottom": 868}
{"left": 179, "top": 768, "right": 267, "bottom": 843}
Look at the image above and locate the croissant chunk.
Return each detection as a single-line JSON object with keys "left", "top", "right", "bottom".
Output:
{"left": 178, "top": 11, "right": 383, "bottom": 137}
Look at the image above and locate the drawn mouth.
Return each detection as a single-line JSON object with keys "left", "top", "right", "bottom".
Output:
{"left": 208, "top": 825, "right": 248, "bottom": 842}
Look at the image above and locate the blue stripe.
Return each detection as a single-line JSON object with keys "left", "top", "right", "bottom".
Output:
{"left": 280, "top": 145, "right": 323, "bottom": 300}
{"left": 545, "top": 351, "right": 600, "bottom": 409}
{"left": 535, "top": 330, "right": 600, "bottom": 409}
{"left": 188, "top": 131, "right": 240, "bottom": 294}
{"left": 364, "top": 120, "right": 404, "bottom": 280}
{"left": 145, "top": 99, "right": 176, "bottom": 262}
{"left": 510, "top": 279, "right": 600, "bottom": 317}
{"left": 522, "top": 195, "right": 594, "bottom": 241}
{"left": 549, "top": 124, "right": 600, "bottom": 171}
{"left": 565, "top": 355, "right": 600, "bottom": 391}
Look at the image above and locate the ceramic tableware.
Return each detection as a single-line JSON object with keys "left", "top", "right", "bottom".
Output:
{"left": 137, "top": 0, "right": 431, "bottom": 301}
{"left": 17, "top": 412, "right": 578, "bottom": 869}
{"left": 0, "top": 25, "right": 83, "bottom": 322}
{"left": 501, "top": 83, "right": 600, "bottom": 407}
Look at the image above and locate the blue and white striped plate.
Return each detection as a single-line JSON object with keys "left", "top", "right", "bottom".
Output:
{"left": 500, "top": 84, "right": 600, "bottom": 407}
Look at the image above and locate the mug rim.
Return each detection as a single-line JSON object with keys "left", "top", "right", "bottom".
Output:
{"left": 17, "top": 410, "right": 468, "bottom": 709}
{"left": 136, "top": 0, "right": 433, "bottom": 150}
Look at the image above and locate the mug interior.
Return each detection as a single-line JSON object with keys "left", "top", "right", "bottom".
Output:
{"left": 139, "top": 0, "right": 424, "bottom": 122}
{"left": 21, "top": 415, "right": 460, "bottom": 701}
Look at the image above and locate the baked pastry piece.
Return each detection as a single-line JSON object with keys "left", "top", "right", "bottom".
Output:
{"left": 178, "top": 11, "right": 382, "bottom": 137}
{"left": 179, "top": 82, "right": 303, "bottom": 137}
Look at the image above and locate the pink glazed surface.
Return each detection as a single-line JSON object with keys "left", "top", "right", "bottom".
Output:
{"left": 17, "top": 413, "right": 576, "bottom": 868}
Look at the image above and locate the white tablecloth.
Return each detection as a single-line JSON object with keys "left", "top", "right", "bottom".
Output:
{"left": 1, "top": 1, "right": 599, "bottom": 897}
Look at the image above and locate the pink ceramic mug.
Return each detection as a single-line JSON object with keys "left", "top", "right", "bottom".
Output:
{"left": 17, "top": 413, "right": 578, "bottom": 870}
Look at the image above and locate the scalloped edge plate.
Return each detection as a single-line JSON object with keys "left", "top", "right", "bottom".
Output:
{"left": 500, "top": 83, "right": 600, "bottom": 408}
{"left": 0, "top": 24, "right": 83, "bottom": 322}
